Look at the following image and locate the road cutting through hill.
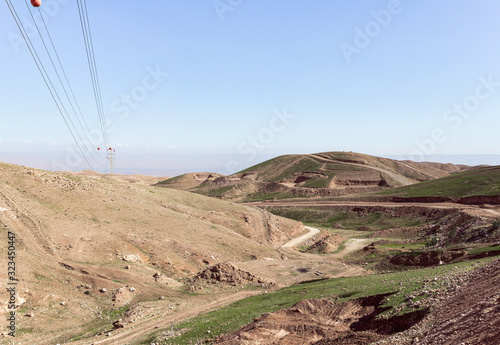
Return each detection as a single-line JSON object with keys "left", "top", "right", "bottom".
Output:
{"left": 282, "top": 225, "right": 320, "bottom": 248}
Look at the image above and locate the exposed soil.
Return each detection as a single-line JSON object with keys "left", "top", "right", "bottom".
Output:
{"left": 0, "top": 162, "right": 303, "bottom": 344}
{"left": 383, "top": 248, "right": 500, "bottom": 268}
{"left": 386, "top": 250, "right": 466, "bottom": 267}
{"left": 190, "top": 262, "right": 275, "bottom": 288}
{"left": 376, "top": 259, "right": 500, "bottom": 345}
{"left": 303, "top": 233, "right": 345, "bottom": 254}
{"left": 215, "top": 294, "right": 428, "bottom": 345}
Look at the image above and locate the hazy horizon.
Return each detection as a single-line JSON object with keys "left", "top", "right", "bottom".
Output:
{"left": 0, "top": 150, "right": 498, "bottom": 177}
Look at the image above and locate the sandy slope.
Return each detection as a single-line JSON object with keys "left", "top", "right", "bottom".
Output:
{"left": 0, "top": 162, "right": 304, "bottom": 344}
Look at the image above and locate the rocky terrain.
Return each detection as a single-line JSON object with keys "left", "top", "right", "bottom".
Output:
{"left": 377, "top": 258, "right": 500, "bottom": 345}
{"left": 0, "top": 162, "right": 303, "bottom": 344}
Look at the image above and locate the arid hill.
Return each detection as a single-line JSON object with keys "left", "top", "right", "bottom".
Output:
{"left": 0, "top": 162, "right": 303, "bottom": 344}
{"left": 156, "top": 172, "right": 224, "bottom": 191}
{"left": 156, "top": 152, "right": 473, "bottom": 201}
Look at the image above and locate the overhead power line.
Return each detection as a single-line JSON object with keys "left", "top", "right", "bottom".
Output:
{"left": 76, "top": 0, "right": 111, "bottom": 150}
{"left": 5, "top": 0, "right": 115, "bottom": 173}
{"left": 5, "top": 0, "right": 96, "bottom": 171}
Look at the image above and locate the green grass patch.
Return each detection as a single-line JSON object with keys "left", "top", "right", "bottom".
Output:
{"left": 467, "top": 244, "right": 500, "bottom": 255}
{"left": 269, "top": 157, "right": 323, "bottom": 182}
{"left": 157, "top": 174, "right": 186, "bottom": 185}
{"left": 376, "top": 166, "right": 500, "bottom": 198}
{"left": 242, "top": 191, "right": 295, "bottom": 202}
{"left": 33, "top": 273, "right": 51, "bottom": 281}
{"left": 267, "top": 207, "right": 424, "bottom": 231}
{"left": 301, "top": 172, "right": 337, "bottom": 188}
{"left": 194, "top": 186, "right": 234, "bottom": 197}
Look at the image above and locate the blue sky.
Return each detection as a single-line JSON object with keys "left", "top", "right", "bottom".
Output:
{"left": 1, "top": 0, "right": 500, "bottom": 175}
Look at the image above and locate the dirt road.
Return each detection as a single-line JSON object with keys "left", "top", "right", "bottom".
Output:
{"left": 248, "top": 200, "right": 500, "bottom": 219}
{"left": 308, "top": 153, "right": 419, "bottom": 186}
{"left": 68, "top": 226, "right": 368, "bottom": 345}
{"left": 282, "top": 226, "right": 320, "bottom": 248}
{"left": 71, "top": 291, "right": 261, "bottom": 345}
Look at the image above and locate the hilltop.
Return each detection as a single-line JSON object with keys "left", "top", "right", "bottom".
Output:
{"left": 157, "top": 152, "right": 472, "bottom": 201}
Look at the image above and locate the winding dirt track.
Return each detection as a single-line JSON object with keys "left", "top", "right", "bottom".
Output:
{"left": 69, "top": 226, "right": 368, "bottom": 345}
{"left": 247, "top": 200, "right": 500, "bottom": 219}
{"left": 72, "top": 291, "right": 262, "bottom": 345}
{"left": 307, "top": 154, "right": 419, "bottom": 186}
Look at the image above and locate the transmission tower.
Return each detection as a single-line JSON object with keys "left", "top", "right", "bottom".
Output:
{"left": 107, "top": 148, "right": 115, "bottom": 175}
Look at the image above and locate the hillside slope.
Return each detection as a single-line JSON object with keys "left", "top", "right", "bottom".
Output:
{"left": 157, "top": 172, "right": 224, "bottom": 191}
{"left": 377, "top": 165, "right": 500, "bottom": 200}
{"left": 159, "top": 152, "right": 472, "bottom": 201}
{"left": 0, "top": 162, "right": 303, "bottom": 343}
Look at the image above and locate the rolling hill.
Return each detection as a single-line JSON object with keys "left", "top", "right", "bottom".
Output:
{"left": 0, "top": 161, "right": 303, "bottom": 344}
{"left": 157, "top": 152, "right": 473, "bottom": 201}
{"left": 376, "top": 165, "right": 500, "bottom": 201}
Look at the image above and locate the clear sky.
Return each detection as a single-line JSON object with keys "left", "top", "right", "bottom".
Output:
{"left": 1, "top": 1, "right": 500, "bottom": 175}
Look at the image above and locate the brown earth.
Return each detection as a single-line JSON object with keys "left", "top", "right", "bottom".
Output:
{"left": 386, "top": 250, "right": 466, "bottom": 267}
{"left": 302, "top": 233, "right": 345, "bottom": 254}
{"left": 215, "top": 294, "right": 427, "bottom": 345}
{"left": 155, "top": 172, "right": 225, "bottom": 191}
{"left": 376, "top": 258, "right": 500, "bottom": 345}
{"left": 190, "top": 262, "right": 275, "bottom": 288}
{"left": 214, "top": 259, "right": 500, "bottom": 345}
{"left": 0, "top": 162, "right": 304, "bottom": 344}
{"left": 383, "top": 248, "right": 500, "bottom": 268}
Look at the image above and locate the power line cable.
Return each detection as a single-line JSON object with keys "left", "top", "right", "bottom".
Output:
{"left": 5, "top": 0, "right": 96, "bottom": 171}
{"left": 22, "top": 0, "right": 100, "bottom": 164}
{"left": 35, "top": 6, "right": 98, "bottom": 147}
{"left": 76, "top": 0, "right": 111, "bottom": 149}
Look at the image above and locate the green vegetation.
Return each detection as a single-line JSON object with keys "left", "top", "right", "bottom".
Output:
{"left": 157, "top": 174, "right": 186, "bottom": 185}
{"left": 194, "top": 186, "right": 235, "bottom": 197}
{"left": 467, "top": 244, "right": 500, "bottom": 255}
{"left": 377, "top": 166, "right": 500, "bottom": 198}
{"left": 301, "top": 172, "right": 336, "bottom": 188}
{"left": 156, "top": 258, "right": 493, "bottom": 345}
{"left": 33, "top": 273, "right": 51, "bottom": 281}
{"left": 69, "top": 305, "right": 130, "bottom": 342}
{"left": 269, "top": 157, "right": 322, "bottom": 182}
{"left": 267, "top": 207, "right": 425, "bottom": 231}
{"left": 236, "top": 155, "right": 323, "bottom": 182}
{"left": 237, "top": 156, "right": 290, "bottom": 174}
{"left": 324, "top": 163, "right": 365, "bottom": 171}
{"left": 242, "top": 191, "right": 295, "bottom": 202}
